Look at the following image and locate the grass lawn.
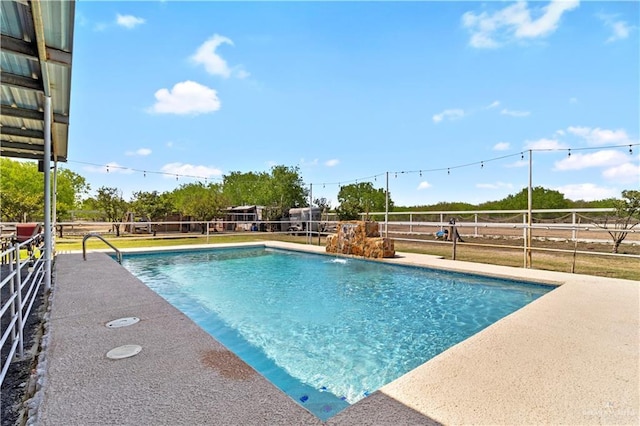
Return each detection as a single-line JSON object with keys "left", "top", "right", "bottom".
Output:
{"left": 55, "top": 232, "right": 640, "bottom": 281}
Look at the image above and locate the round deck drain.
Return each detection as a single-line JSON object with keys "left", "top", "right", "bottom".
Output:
{"left": 106, "top": 317, "right": 140, "bottom": 328}
{"left": 106, "top": 344, "right": 142, "bottom": 360}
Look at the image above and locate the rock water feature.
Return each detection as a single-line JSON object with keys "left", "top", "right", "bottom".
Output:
{"left": 325, "top": 221, "right": 395, "bottom": 258}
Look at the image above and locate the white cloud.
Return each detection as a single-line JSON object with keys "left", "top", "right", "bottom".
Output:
{"left": 555, "top": 129, "right": 566, "bottom": 136}
{"left": 417, "top": 181, "right": 432, "bottom": 190}
{"left": 501, "top": 108, "right": 530, "bottom": 117}
{"left": 191, "top": 34, "right": 233, "bottom": 78}
{"left": 476, "top": 182, "right": 514, "bottom": 190}
{"left": 432, "top": 109, "right": 465, "bottom": 123}
{"left": 524, "top": 138, "right": 567, "bottom": 150}
{"left": 493, "top": 142, "right": 510, "bottom": 151}
{"left": 116, "top": 14, "right": 145, "bottom": 29}
{"left": 602, "top": 162, "right": 640, "bottom": 185}
{"left": 325, "top": 159, "right": 340, "bottom": 167}
{"left": 554, "top": 183, "right": 619, "bottom": 201}
{"left": 160, "top": 163, "right": 222, "bottom": 179}
{"left": 567, "top": 126, "right": 633, "bottom": 146}
{"left": 166, "top": 141, "right": 174, "bottom": 148}
{"left": 486, "top": 100, "right": 501, "bottom": 109}
{"left": 569, "top": 97, "right": 578, "bottom": 104}
{"left": 125, "top": 148, "right": 152, "bottom": 157}
{"left": 598, "top": 14, "right": 633, "bottom": 43}
{"left": 83, "top": 162, "right": 134, "bottom": 175}
{"left": 553, "top": 150, "right": 629, "bottom": 171}
{"left": 191, "top": 34, "right": 249, "bottom": 79}
{"left": 149, "top": 81, "right": 221, "bottom": 115}
{"left": 462, "top": 0, "right": 579, "bottom": 49}
{"left": 607, "top": 21, "right": 631, "bottom": 43}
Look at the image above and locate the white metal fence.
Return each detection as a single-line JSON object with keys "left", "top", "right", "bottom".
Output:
{"left": 1, "top": 232, "right": 46, "bottom": 388}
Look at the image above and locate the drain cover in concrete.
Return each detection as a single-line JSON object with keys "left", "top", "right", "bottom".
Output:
{"left": 106, "top": 317, "right": 140, "bottom": 328}
{"left": 106, "top": 344, "right": 142, "bottom": 360}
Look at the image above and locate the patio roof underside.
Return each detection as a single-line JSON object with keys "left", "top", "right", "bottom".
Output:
{"left": 1, "top": 0, "right": 75, "bottom": 163}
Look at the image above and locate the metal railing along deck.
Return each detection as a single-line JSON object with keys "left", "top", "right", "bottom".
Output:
{"left": 0, "top": 233, "right": 45, "bottom": 387}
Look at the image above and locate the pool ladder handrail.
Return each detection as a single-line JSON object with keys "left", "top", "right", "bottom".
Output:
{"left": 82, "top": 233, "right": 123, "bottom": 264}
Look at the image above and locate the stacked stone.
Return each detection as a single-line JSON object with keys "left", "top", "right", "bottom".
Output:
{"left": 325, "top": 220, "right": 395, "bottom": 258}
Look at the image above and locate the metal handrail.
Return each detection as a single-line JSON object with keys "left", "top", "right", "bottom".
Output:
{"left": 82, "top": 233, "right": 122, "bottom": 264}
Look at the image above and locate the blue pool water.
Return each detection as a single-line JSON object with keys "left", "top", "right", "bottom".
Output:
{"left": 121, "top": 247, "right": 552, "bottom": 420}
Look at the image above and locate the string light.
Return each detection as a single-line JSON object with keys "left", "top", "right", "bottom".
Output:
{"left": 69, "top": 142, "right": 638, "bottom": 192}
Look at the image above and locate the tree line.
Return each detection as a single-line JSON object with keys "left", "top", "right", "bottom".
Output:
{"left": 1, "top": 158, "right": 637, "bottom": 251}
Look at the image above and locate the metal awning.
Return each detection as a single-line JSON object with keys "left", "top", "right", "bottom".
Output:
{"left": 1, "top": 0, "right": 75, "bottom": 162}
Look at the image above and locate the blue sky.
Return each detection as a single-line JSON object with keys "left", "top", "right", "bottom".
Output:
{"left": 66, "top": 1, "right": 639, "bottom": 207}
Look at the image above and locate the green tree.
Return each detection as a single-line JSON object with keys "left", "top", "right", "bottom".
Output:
{"left": 172, "top": 182, "right": 226, "bottom": 232}
{"left": 56, "top": 168, "right": 90, "bottom": 220}
{"left": 95, "top": 187, "right": 128, "bottom": 236}
{"left": 336, "top": 182, "right": 392, "bottom": 220}
{"left": 130, "top": 191, "right": 174, "bottom": 221}
{"left": 595, "top": 190, "right": 640, "bottom": 253}
{"left": 0, "top": 158, "right": 89, "bottom": 222}
{"left": 267, "top": 165, "right": 308, "bottom": 219}
{"left": 222, "top": 171, "right": 271, "bottom": 206}
{"left": 0, "top": 158, "right": 43, "bottom": 221}
{"left": 491, "top": 186, "right": 570, "bottom": 210}
{"left": 498, "top": 186, "right": 570, "bottom": 210}
{"left": 222, "top": 166, "right": 308, "bottom": 220}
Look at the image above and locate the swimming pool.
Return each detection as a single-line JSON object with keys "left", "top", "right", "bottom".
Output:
{"left": 121, "top": 246, "right": 552, "bottom": 420}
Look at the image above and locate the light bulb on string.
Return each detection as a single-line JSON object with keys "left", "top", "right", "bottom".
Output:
{"left": 106, "top": 165, "right": 109, "bottom": 173}
{"left": 480, "top": 162, "right": 483, "bottom": 169}
{"left": 394, "top": 172, "right": 397, "bottom": 178}
{"left": 630, "top": 145, "right": 633, "bottom": 155}
{"left": 419, "top": 170, "right": 422, "bottom": 177}
{"left": 143, "top": 171, "right": 146, "bottom": 178}
{"left": 176, "top": 174, "right": 178, "bottom": 181}
{"left": 447, "top": 168, "right": 450, "bottom": 175}
{"left": 521, "top": 152, "right": 524, "bottom": 160}
{"left": 568, "top": 149, "right": 571, "bottom": 158}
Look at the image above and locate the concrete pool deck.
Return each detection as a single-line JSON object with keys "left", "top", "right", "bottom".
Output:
{"left": 33, "top": 242, "right": 638, "bottom": 425}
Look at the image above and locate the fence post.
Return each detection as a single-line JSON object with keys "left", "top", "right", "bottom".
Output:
{"left": 13, "top": 242, "right": 25, "bottom": 358}
{"left": 474, "top": 213, "right": 478, "bottom": 237}
{"left": 452, "top": 227, "right": 457, "bottom": 260}
{"left": 522, "top": 213, "right": 527, "bottom": 268}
